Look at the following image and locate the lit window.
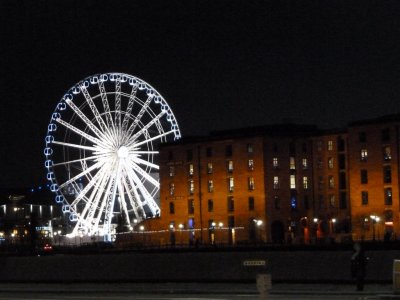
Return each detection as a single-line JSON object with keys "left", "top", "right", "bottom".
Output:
{"left": 227, "top": 196, "right": 234, "bottom": 212}
{"left": 227, "top": 160, "right": 234, "bottom": 173}
{"left": 228, "top": 177, "right": 234, "bottom": 192}
{"left": 328, "top": 176, "right": 334, "bottom": 188}
{"left": 385, "top": 188, "right": 392, "bottom": 205}
{"left": 247, "top": 143, "right": 254, "bottom": 153}
{"left": 248, "top": 177, "right": 255, "bottom": 190}
{"left": 273, "top": 176, "right": 279, "bottom": 189}
{"left": 361, "top": 191, "right": 368, "bottom": 205}
{"left": 289, "top": 157, "right": 296, "bottom": 170}
{"left": 318, "top": 159, "right": 323, "bottom": 169}
{"left": 273, "top": 157, "right": 279, "bottom": 168}
{"left": 169, "top": 183, "right": 175, "bottom": 195}
{"left": 188, "top": 163, "right": 194, "bottom": 176}
{"left": 248, "top": 197, "right": 255, "bottom": 211}
{"left": 188, "top": 199, "right": 195, "bottom": 214}
{"left": 208, "top": 180, "right": 214, "bottom": 193}
{"left": 360, "top": 149, "right": 368, "bottom": 161}
{"left": 208, "top": 199, "right": 213, "bottom": 212}
{"left": 303, "top": 176, "right": 309, "bottom": 190}
{"left": 207, "top": 162, "right": 213, "bottom": 174}
{"left": 302, "top": 158, "right": 308, "bottom": 169}
{"left": 248, "top": 159, "right": 254, "bottom": 171}
{"left": 290, "top": 175, "right": 296, "bottom": 189}
{"left": 188, "top": 180, "right": 194, "bottom": 195}
{"left": 329, "top": 195, "right": 335, "bottom": 208}
{"left": 383, "top": 146, "right": 392, "bottom": 161}
{"left": 328, "top": 140, "right": 333, "bottom": 151}
{"left": 169, "top": 166, "right": 175, "bottom": 177}
{"left": 290, "top": 195, "right": 297, "bottom": 209}
{"left": 328, "top": 157, "right": 334, "bottom": 169}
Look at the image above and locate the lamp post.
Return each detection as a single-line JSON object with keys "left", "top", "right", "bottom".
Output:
{"left": 218, "top": 222, "right": 223, "bottom": 245}
{"left": 253, "top": 219, "right": 263, "bottom": 244}
{"left": 178, "top": 224, "right": 184, "bottom": 246}
{"left": 139, "top": 225, "right": 145, "bottom": 245}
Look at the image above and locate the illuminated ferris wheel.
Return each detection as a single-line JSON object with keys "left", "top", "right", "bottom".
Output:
{"left": 44, "top": 72, "right": 181, "bottom": 241}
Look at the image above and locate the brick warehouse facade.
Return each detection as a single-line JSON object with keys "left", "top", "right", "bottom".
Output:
{"left": 138, "top": 115, "right": 400, "bottom": 246}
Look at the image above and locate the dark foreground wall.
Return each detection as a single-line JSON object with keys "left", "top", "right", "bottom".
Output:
{"left": 0, "top": 250, "right": 398, "bottom": 283}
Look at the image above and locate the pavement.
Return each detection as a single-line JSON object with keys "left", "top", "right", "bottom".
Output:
{"left": 0, "top": 282, "right": 397, "bottom": 298}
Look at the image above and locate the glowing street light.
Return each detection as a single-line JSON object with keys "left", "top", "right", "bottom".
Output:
{"left": 370, "top": 215, "right": 380, "bottom": 241}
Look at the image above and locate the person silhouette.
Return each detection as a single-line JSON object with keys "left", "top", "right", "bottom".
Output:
{"left": 351, "top": 242, "right": 368, "bottom": 291}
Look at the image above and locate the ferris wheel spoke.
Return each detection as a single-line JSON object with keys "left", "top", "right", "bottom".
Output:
{"left": 121, "top": 84, "right": 138, "bottom": 132}
{"left": 52, "top": 140, "right": 98, "bottom": 152}
{"left": 128, "top": 159, "right": 160, "bottom": 188}
{"left": 58, "top": 160, "right": 105, "bottom": 189}
{"left": 132, "top": 157, "right": 159, "bottom": 170}
{"left": 79, "top": 84, "right": 109, "bottom": 133}
{"left": 55, "top": 118, "right": 105, "bottom": 147}
{"left": 126, "top": 111, "right": 166, "bottom": 144}
{"left": 98, "top": 79, "right": 115, "bottom": 130}
{"left": 123, "top": 166, "right": 147, "bottom": 218}
{"left": 132, "top": 130, "right": 176, "bottom": 148}
{"left": 104, "top": 161, "right": 123, "bottom": 234}
{"left": 125, "top": 164, "right": 159, "bottom": 216}
{"left": 70, "top": 166, "right": 105, "bottom": 207}
{"left": 115, "top": 78, "right": 122, "bottom": 129}
{"left": 123, "top": 95, "right": 154, "bottom": 142}
{"left": 116, "top": 180, "right": 131, "bottom": 226}
{"left": 65, "top": 99, "right": 111, "bottom": 144}
{"left": 52, "top": 153, "right": 108, "bottom": 168}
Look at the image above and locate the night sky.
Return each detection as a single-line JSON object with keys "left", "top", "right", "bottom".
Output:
{"left": 1, "top": 0, "right": 400, "bottom": 188}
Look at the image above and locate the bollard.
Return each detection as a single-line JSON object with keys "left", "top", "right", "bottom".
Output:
{"left": 393, "top": 260, "right": 400, "bottom": 293}
{"left": 256, "top": 273, "right": 272, "bottom": 300}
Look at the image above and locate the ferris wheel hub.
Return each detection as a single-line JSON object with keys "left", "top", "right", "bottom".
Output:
{"left": 117, "top": 146, "right": 129, "bottom": 159}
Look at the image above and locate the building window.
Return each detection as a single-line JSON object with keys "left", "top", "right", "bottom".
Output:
{"left": 273, "top": 143, "right": 278, "bottom": 153}
{"left": 360, "top": 149, "right": 368, "bottom": 161}
{"left": 383, "top": 166, "right": 392, "bottom": 184}
{"left": 290, "top": 194, "right": 297, "bottom": 210}
{"left": 302, "top": 142, "right": 307, "bottom": 153}
{"left": 339, "top": 154, "right": 346, "bottom": 170}
{"left": 327, "top": 140, "right": 333, "bottom": 151}
{"left": 248, "top": 177, "right": 255, "bottom": 190}
{"left": 208, "top": 199, "right": 214, "bottom": 212}
{"left": 339, "top": 172, "right": 346, "bottom": 189}
{"left": 188, "top": 180, "right": 194, "bottom": 195}
{"left": 340, "top": 192, "right": 347, "bottom": 209}
{"left": 248, "top": 159, "right": 254, "bottom": 171}
{"left": 361, "top": 191, "right": 368, "bottom": 205}
{"left": 383, "top": 146, "right": 392, "bottom": 161}
{"left": 304, "top": 196, "right": 310, "bottom": 210}
{"left": 318, "top": 176, "right": 323, "bottom": 190}
{"left": 227, "top": 160, "right": 234, "bottom": 173}
{"left": 207, "top": 162, "right": 213, "bottom": 174}
{"left": 289, "top": 157, "right": 296, "bottom": 170}
{"left": 169, "top": 183, "right": 175, "bottom": 196}
{"left": 188, "top": 163, "right": 194, "bottom": 176}
{"left": 228, "top": 177, "right": 234, "bottom": 192}
{"left": 329, "top": 194, "right": 335, "bottom": 208}
{"left": 384, "top": 188, "right": 393, "bottom": 205}
{"left": 208, "top": 180, "right": 214, "bottom": 192}
{"left": 318, "top": 159, "right": 323, "bottom": 169}
{"left": 273, "top": 176, "right": 279, "bottom": 189}
{"left": 187, "top": 149, "right": 193, "bottom": 162}
{"left": 317, "top": 141, "right": 322, "bottom": 151}
{"left": 338, "top": 137, "right": 345, "bottom": 152}
{"left": 169, "top": 166, "right": 175, "bottom": 177}
{"left": 289, "top": 142, "right": 296, "bottom": 155}
{"left": 188, "top": 199, "right": 195, "bottom": 215}
{"left": 274, "top": 195, "right": 280, "bottom": 210}
{"left": 248, "top": 197, "right": 255, "bottom": 211}
{"left": 206, "top": 147, "right": 213, "bottom": 157}
{"left": 169, "top": 202, "right": 175, "bottom": 214}
{"left": 247, "top": 143, "right": 254, "bottom": 153}
{"left": 302, "top": 158, "right": 308, "bottom": 169}
{"left": 225, "top": 145, "right": 232, "bottom": 157}
{"left": 360, "top": 170, "right": 368, "bottom": 184}
{"left": 273, "top": 157, "right": 279, "bottom": 168}
{"left": 228, "top": 196, "right": 234, "bottom": 212}
{"left": 290, "top": 175, "right": 296, "bottom": 189}
{"left": 303, "top": 176, "right": 309, "bottom": 190}
{"left": 328, "top": 157, "right": 334, "bottom": 169}
{"left": 359, "top": 132, "right": 367, "bottom": 143}
{"left": 318, "top": 195, "right": 324, "bottom": 209}
{"left": 328, "top": 176, "right": 334, "bottom": 188}
{"left": 382, "top": 128, "right": 390, "bottom": 142}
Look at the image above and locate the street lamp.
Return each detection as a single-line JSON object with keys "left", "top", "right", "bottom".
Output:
{"left": 178, "top": 224, "right": 184, "bottom": 246}
{"left": 370, "top": 215, "right": 380, "bottom": 241}
{"left": 139, "top": 225, "right": 145, "bottom": 245}
{"left": 253, "top": 219, "right": 263, "bottom": 244}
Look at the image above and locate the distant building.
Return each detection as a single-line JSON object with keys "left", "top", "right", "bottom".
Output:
{"left": 143, "top": 114, "right": 400, "bottom": 245}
